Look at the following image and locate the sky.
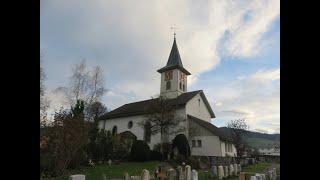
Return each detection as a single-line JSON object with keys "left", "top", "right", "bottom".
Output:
{"left": 40, "top": 0, "right": 280, "bottom": 134}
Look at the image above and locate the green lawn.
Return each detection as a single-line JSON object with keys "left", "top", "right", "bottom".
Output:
{"left": 54, "top": 161, "right": 160, "bottom": 180}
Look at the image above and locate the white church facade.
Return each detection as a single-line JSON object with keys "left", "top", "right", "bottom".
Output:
{"left": 98, "top": 37, "right": 237, "bottom": 157}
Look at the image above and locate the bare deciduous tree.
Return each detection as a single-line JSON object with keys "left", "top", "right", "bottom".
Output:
{"left": 40, "top": 53, "right": 50, "bottom": 126}
{"left": 227, "top": 119, "right": 249, "bottom": 157}
{"left": 55, "top": 60, "right": 106, "bottom": 120}
{"left": 140, "top": 96, "right": 185, "bottom": 158}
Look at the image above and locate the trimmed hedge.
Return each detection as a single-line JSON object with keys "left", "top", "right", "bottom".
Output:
{"left": 172, "top": 134, "right": 191, "bottom": 158}
{"left": 130, "top": 140, "right": 150, "bottom": 161}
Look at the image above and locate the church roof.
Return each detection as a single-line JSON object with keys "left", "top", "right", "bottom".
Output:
{"left": 188, "top": 115, "right": 232, "bottom": 142}
{"left": 100, "top": 90, "right": 202, "bottom": 120}
{"left": 157, "top": 38, "right": 191, "bottom": 75}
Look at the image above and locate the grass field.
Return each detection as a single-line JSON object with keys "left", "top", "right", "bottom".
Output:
{"left": 246, "top": 137, "right": 279, "bottom": 148}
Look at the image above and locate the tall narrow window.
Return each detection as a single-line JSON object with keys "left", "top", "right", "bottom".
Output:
{"left": 183, "top": 84, "right": 185, "bottom": 91}
{"left": 179, "top": 82, "right": 182, "bottom": 90}
{"left": 128, "top": 121, "right": 133, "bottom": 129}
{"left": 103, "top": 120, "right": 107, "bottom": 130}
{"left": 144, "top": 121, "right": 151, "bottom": 143}
{"left": 225, "top": 143, "right": 228, "bottom": 152}
{"left": 112, "top": 126, "right": 117, "bottom": 135}
{"left": 166, "top": 81, "right": 171, "bottom": 90}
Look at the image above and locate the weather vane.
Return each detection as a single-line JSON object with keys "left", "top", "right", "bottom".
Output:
{"left": 171, "top": 24, "right": 178, "bottom": 38}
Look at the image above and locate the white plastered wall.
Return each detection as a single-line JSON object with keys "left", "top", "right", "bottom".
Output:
{"left": 186, "top": 93, "right": 212, "bottom": 122}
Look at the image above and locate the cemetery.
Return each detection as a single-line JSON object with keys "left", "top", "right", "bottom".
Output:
{"left": 55, "top": 157, "right": 279, "bottom": 180}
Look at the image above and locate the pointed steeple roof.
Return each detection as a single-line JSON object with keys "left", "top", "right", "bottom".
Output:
{"left": 167, "top": 37, "right": 183, "bottom": 67}
{"left": 157, "top": 37, "right": 191, "bottom": 75}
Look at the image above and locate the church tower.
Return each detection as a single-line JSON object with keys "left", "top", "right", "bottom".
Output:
{"left": 157, "top": 37, "right": 191, "bottom": 99}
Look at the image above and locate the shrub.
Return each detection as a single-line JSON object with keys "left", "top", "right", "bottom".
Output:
{"left": 130, "top": 140, "right": 150, "bottom": 161}
{"left": 187, "top": 156, "right": 200, "bottom": 169}
{"left": 150, "top": 150, "right": 162, "bottom": 160}
{"left": 172, "top": 134, "right": 191, "bottom": 158}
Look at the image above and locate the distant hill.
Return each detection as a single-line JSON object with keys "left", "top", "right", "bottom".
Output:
{"left": 219, "top": 127, "right": 280, "bottom": 149}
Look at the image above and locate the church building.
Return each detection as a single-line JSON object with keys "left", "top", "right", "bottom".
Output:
{"left": 99, "top": 37, "right": 237, "bottom": 157}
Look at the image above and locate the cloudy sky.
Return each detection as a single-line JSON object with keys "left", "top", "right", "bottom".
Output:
{"left": 41, "top": 0, "right": 280, "bottom": 134}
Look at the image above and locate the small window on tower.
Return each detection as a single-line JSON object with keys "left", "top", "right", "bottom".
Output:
{"left": 192, "top": 140, "right": 196, "bottom": 147}
{"left": 166, "top": 81, "right": 171, "bottom": 90}
{"left": 183, "top": 84, "right": 185, "bottom": 91}
{"left": 179, "top": 82, "right": 182, "bottom": 90}
{"left": 197, "top": 140, "right": 202, "bottom": 147}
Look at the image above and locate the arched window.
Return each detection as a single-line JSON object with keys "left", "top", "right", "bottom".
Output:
{"left": 112, "top": 125, "right": 117, "bottom": 135}
{"left": 166, "top": 81, "right": 171, "bottom": 90}
{"left": 128, "top": 121, "right": 133, "bottom": 129}
{"left": 144, "top": 121, "right": 151, "bottom": 143}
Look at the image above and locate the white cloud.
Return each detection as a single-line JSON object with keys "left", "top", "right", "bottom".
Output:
{"left": 210, "top": 68, "right": 280, "bottom": 133}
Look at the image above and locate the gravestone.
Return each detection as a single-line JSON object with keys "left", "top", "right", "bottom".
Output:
{"left": 124, "top": 172, "right": 130, "bottom": 180}
{"left": 250, "top": 176, "right": 257, "bottom": 180}
{"left": 224, "top": 166, "right": 229, "bottom": 177}
{"left": 273, "top": 168, "right": 277, "bottom": 179}
{"left": 211, "top": 166, "right": 218, "bottom": 177}
{"left": 229, "top": 164, "right": 234, "bottom": 176}
{"left": 167, "top": 168, "right": 176, "bottom": 180}
{"left": 255, "top": 173, "right": 262, "bottom": 180}
{"left": 218, "top": 165, "right": 224, "bottom": 179}
{"left": 69, "top": 174, "right": 85, "bottom": 180}
{"left": 260, "top": 174, "right": 266, "bottom": 180}
{"left": 177, "top": 166, "right": 185, "bottom": 180}
{"left": 239, "top": 172, "right": 246, "bottom": 180}
{"left": 131, "top": 176, "right": 141, "bottom": 180}
{"left": 101, "top": 174, "right": 106, "bottom": 180}
{"left": 233, "top": 163, "right": 238, "bottom": 175}
{"left": 185, "top": 165, "right": 192, "bottom": 180}
{"left": 244, "top": 159, "right": 249, "bottom": 166}
{"left": 141, "top": 169, "right": 150, "bottom": 180}
{"left": 108, "top": 159, "right": 112, "bottom": 166}
{"left": 191, "top": 170, "right": 198, "bottom": 180}
{"left": 268, "top": 170, "right": 273, "bottom": 180}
